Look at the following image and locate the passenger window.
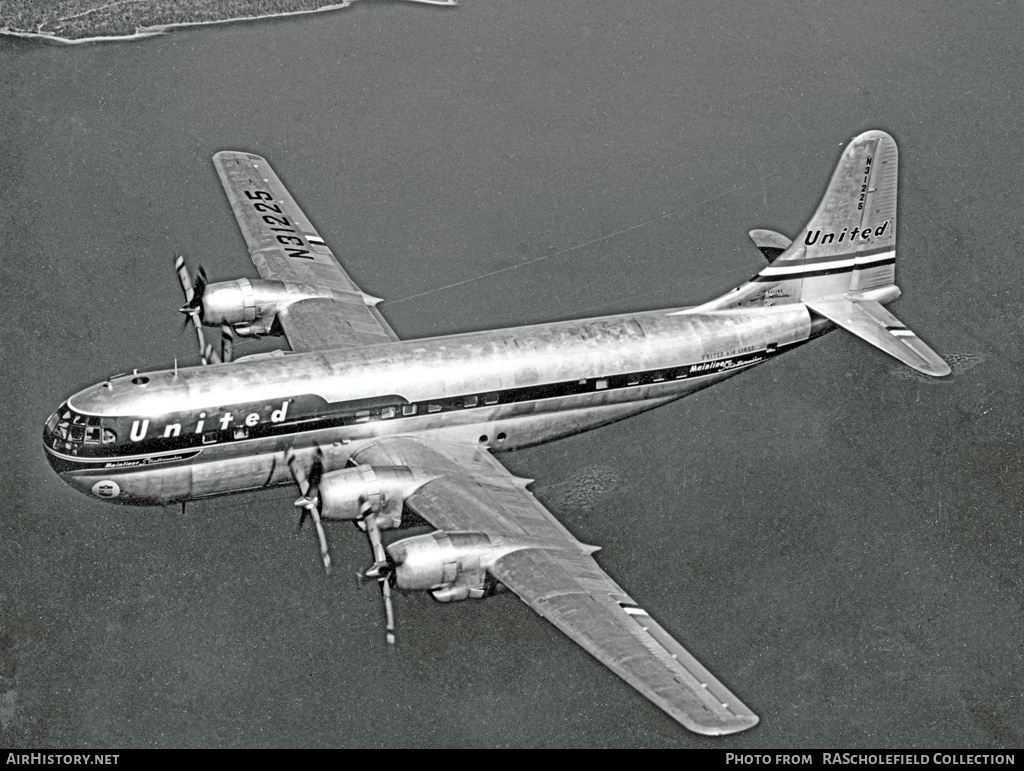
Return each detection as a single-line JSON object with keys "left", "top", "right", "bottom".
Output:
{"left": 427, "top": 404, "right": 442, "bottom": 414}
{"left": 381, "top": 407, "right": 396, "bottom": 419}
{"left": 596, "top": 379, "right": 608, "bottom": 390}
{"left": 402, "top": 404, "right": 417, "bottom": 416}
{"left": 627, "top": 375, "right": 640, "bottom": 386}
{"left": 483, "top": 393, "right": 499, "bottom": 405}
{"left": 355, "top": 410, "right": 370, "bottom": 423}
{"left": 652, "top": 372, "right": 665, "bottom": 382}
{"left": 463, "top": 396, "right": 478, "bottom": 408}
{"left": 233, "top": 426, "right": 248, "bottom": 440}
{"left": 201, "top": 431, "right": 219, "bottom": 445}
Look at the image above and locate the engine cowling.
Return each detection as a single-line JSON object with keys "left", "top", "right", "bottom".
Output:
{"left": 386, "top": 531, "right": 494, "bottom": 602}
{"left": 317, "top": 464, "right": 427, "bottom": 529}
{"left": 200, "top": 278, "right": 334, "bottom": 336}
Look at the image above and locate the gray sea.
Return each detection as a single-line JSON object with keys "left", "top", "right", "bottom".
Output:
{"left": 2, "top": 0, "right": 1022, "bottom": 749}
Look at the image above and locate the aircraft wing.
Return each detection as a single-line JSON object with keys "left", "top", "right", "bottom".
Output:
{"left": 213, "top": 151, "right": 398, "bottom": 352}
{"left": 350, "top": 436, "right": 759, "bottom": 736}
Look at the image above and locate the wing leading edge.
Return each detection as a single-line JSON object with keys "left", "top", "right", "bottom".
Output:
{"left": 213, "top": 151, "right": 398, "bottom": 352}
{"left": 350, "top": 437, "right": 759, "bottom": 736}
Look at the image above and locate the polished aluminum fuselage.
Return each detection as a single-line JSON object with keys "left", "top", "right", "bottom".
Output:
{"left": 46, "top": 304, "right": 818, "bottom": 505}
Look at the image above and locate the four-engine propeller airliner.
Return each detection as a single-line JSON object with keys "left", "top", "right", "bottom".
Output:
{"left": 44, "top": 130, "right": 948, "bottom": 736}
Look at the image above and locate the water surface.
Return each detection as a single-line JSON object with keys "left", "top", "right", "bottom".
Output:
{"left": 2, "top": 0, "right": 1023, "bottom": 748}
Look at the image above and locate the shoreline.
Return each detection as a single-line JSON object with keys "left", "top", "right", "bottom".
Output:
{"left": 0, "top": 0, "right": 456, "bottom": 45}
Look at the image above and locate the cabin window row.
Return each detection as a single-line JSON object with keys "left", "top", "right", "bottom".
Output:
{"left": 370, "top": 370, "right": 678, "bottom": 422}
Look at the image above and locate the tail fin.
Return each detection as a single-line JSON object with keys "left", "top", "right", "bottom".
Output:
{"left": 756, "top": 129, "right": 898, "bottom": 300}
{"left": 700, "top": 130, "right": 949, "bottom": 376}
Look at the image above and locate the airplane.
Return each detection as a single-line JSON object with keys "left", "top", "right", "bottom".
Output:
{"left": 43, "top": 130, "right": 949, "bottom": 737}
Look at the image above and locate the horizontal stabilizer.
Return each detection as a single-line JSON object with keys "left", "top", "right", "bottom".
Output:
{"left": 748, "top": 229, "right": 792, "bottom": 263}
{"left": 805, "top": 298, "right": 950, "bottom": 377}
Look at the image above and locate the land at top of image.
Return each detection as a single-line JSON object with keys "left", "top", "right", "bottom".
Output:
{"left": 0, "top": 0, "right": 452, "bottom": 42}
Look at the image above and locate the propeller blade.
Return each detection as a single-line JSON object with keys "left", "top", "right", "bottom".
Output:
{"left": 195, "top": 323, "right": 208, "bottom": 365}
{"left": 220, "top": 324, "right": 234, "bottom": 364}
{"left": 286, "top": 449, "right": 330, "bottom": 573}
{"left": 175, "top": 255, "right": 194, "bottom": 305}
{"left": 175, "top": 255, "right": 211, "bottom": 364}
{"left": 286, "top": 449, "right": 310, "bottom": 497}
{"left": 190, "top": 265, "right": 208, "bottom": 308}
{"left": 364, "top": 515, "right": 396, "bottom": 645}
{"left": 203, "top": 342, "right": 218, "bottom": 366}
{"left": 382, "top": 576, "right": 396, "bottom": 645}
{"left": 309, "top": 505, "right": 331, "bottom": 574}
{"left": 309, "top": 447, "right": 324, "bottom": 489}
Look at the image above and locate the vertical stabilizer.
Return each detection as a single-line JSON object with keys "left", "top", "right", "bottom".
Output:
{"left": 761, "top": 130, "right": 898, "bottom": 300}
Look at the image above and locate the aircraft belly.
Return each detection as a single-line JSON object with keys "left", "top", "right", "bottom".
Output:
{"left": 189, "top": 451, "right": 281, "bottom": 499}
{"left": 63, "top": 464, "right": 191, "bottom": 506}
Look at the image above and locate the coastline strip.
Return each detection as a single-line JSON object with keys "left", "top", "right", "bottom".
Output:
{"left": 0, "top": 0, "right": 456, "bottom": 46}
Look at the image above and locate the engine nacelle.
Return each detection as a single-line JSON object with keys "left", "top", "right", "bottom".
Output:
{"left": 387, "top": 531, "right": 494, "bottom": 601}
{"left": 317, "top": 464, "right": 427, "bottom": 529}
{"left": 200, "top": 278, "right": 335, "bottom": 336}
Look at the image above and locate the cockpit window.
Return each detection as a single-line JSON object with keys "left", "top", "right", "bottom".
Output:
{"left": 46, "top": 405, "right": 119, "bottom": 452}
{"left": 84, "top": 417, "right": 101, "bottom": 444}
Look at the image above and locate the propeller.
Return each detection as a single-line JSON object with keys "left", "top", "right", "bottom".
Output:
{"left": 283, "top": 445, "right": 395, "bottom": 643}
{"left": 286, "top": 448, "right": 331, "bottom": 575}
{"left": 361, "top": 514, "right": 397, "bottom": 645}
{"left": 201, "top": 325, "right": 235, "bottom": 366}
{"left": 175, "top": 255, "right": 210, "bottom": 365}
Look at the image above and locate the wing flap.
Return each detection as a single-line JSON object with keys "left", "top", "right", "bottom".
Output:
{"left": 277, "top": 298, "right": 398, "bottom": 351}
{"left": 806, "top": 297, "right": 950, "bottom": 376}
